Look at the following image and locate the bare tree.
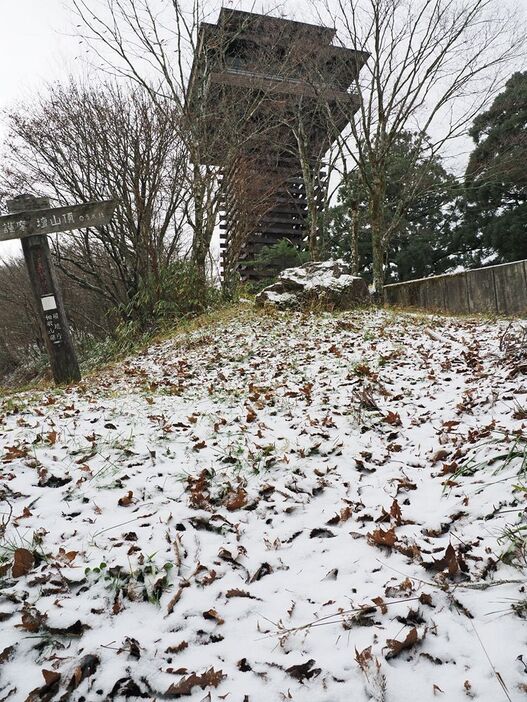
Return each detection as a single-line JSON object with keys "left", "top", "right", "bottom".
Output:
{"left": 288, "top": 101, "right": 345, "bottom": 261}
{"left": 2, "top": 78, "right": 186, "bottom": 318}
{"left": 313, "top": 0, "right": 525, "bottom": 297}
{"left": 71, "top": 1, "right": 287, "bottom": 278}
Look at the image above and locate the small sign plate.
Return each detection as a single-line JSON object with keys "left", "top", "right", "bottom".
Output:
{"left": 41, "top": 295, "right": 57, "bottom": 311}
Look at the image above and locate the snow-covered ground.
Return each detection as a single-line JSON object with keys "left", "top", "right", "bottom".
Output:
{"left": 1, "top": 306, "right": 527, "bottom": 701}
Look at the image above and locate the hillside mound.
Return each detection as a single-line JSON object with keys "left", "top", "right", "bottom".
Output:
{"left": 1, "top": 306, "right": 526, "bottom": 701}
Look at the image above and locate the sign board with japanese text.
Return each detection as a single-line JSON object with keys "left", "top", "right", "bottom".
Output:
{"left": 0, "top": 199, "right": 118, "bottom": 242}
{"left": 0, "top": 194, "right": 119, "bottom": 385}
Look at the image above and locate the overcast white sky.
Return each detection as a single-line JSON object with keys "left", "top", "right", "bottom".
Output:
{"left": 0, "top": 1, "right": 291, "bottom": 118}
{"left": 0, "top": 1, "right": 79, "bottom": 115}
{"left": 0, "top": 1, "right": 74, "bottom": 255}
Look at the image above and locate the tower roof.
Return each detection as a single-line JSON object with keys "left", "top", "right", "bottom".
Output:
{"left": 186, "top": 7, "right": 368, "bottom": 165}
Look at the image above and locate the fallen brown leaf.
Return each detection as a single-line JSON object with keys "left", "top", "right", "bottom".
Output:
{"left": 390, "top": 499, "right": 403, "bottom": 526}
{"left": 12, "top": 548, "right": 34, "bottom": 578}
{"left": 368, "top": 527, "right": 397, "bottom": 548}
{"left": 327, "top": 505, "right": 353, "bottom": 525}
{"left": 384, "top": 411, "right": 402, "bottom": 426}
{"left": 66, "top": 654, "right": 99, "bottom": 693}
{"left": 419, "top": 593, "right": 434, "bottom": 607}
{"left": 167, "top": 587, "right": 186, "bottom": 615}
{"left": 24, "top": 668, "right": 61, "bottom": 702}
{"left": 385, "top": 627, "right": 424, "bottom": 659}
{"left": 250, "top": 562, "right": 273, "bottom": 582}
{"left": 372, "top": 596, "right": 388, "bottom": 615}
{"left": 57, "top": 548, "right": 78, "bottom": 563}
{"left": 118, "top": 491, "right": 134, "bottom": 507}
{"left": 423, "top": 543, "right": 463, "bottom": 577}
{"left": 3, "top": 445, "right": 29, "bottom": 463}
{"left": 202, "top": 609, "right": 224, "bottom": 625}
{"left": 225, "top": 486, "right": 248, "bottom": 511}
{"left": 187, "top": 470, "right": 211, "bottom": 510}
{"left": 46, "top": 431, "right": 58, "bottom": 445}
{"left": 285, "top": 659, "right": 321, "bottom": 682}
{"left": 165, "top": 668, "right": 225, "bottom": 697}
{"left": 19, "top": 607, "right": 46, "bottom": 633}
{"left": 432, "top": 449, "right": 449, "bottom": 464}
{"left": 225, "top": 589, "right": 259, "bottom": 600}
{"left": 0, "top": 645, "right": 16, "bottom": 664}
{"left": 42, "top": 670, "right": 61, "bottom": 687}
{"left": 355, "top": 646, "right": 373, "bottom": 671}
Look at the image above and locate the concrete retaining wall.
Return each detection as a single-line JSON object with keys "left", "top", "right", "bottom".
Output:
{"left": 384, "top": 259, "right": 527, "bottom": 316}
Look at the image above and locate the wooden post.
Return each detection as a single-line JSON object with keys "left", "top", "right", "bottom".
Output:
{"left": 7, "top": 195, "right": 81, "bottom": 385}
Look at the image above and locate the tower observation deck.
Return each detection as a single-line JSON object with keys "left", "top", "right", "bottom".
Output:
{"left": 186, "top": 8, "right": 368, "bottom": 282}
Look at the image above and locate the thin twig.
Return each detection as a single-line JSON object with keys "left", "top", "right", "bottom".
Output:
{"left": 261, "top": 596, "right": 423, "bottom": 639}
{"left": 469, "top": 620, "right": 512, "bottom": 702}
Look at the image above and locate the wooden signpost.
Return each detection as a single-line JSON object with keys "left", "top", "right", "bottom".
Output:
{"left": 1, "top": 194, "right": 118, "bottom": 385}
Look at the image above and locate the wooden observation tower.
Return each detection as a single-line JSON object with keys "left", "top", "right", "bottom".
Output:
{"left": 186, "top": 8, "right": 368, "bottom": 282}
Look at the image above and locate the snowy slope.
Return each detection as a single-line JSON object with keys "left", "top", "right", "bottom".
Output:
{"left": 1, "top": 306, "right": 527, "bottom": 701}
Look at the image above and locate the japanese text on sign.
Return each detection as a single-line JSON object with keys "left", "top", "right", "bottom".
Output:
{"left": 0, "top": 199, "right": 118, "bottom": 242}
{"left": 44, "top": 311, "right": 63, "bottom": 346}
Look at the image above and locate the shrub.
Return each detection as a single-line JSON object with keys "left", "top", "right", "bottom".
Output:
{"left": 120, "top": 260, "right": 221, "bottom": 333}
{"left": 249, "top": 239, "right": 309, "bottom": 291}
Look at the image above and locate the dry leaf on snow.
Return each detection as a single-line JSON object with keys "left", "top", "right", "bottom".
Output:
{"left": 384, "top": 411, "right": 402, "bottom": 426}
{"left": 65, "top": 654, "right": 100, "bottom": 694}
{"left": 118, "top": 491, "right": 134, "bottom": 507}
{"left": 46, "top": 431, "right": 58, "bottom": 445}
{"left": 202, "top": 609, "right": 224, "bottom": 625}
{"left": 42, "top": 670, "right": 61, "bottom": 687}
{"left": 372, "top": 596, "right": 388, "bottom": 615}
{"left": 0, "top": 645, "right": 16, "bottom": 664}
{"left": 19, "top": 607, "right": 47, "bottom": 633}
{"left": 165, "top": 668, "right": 225, "bottom": 697}
{"left": 368, "top": 527, "right": 397, "bottom": 548}
{"left": 423, "top": 543, "right": 466, "bottom": 577}
{"left": 225, "top": 589, "right": 259, "bottom": 600}
{"left": 24, "top": 669, "right": 61, "bottom": 702}
{"left": 285, "top": 659, "right": 321, "bottom": 682}
{"left": 385, "top": 627, "right": 425, "bottom": 659}
{"left": 12, "top": 548, "right": 34, "bottom": 578}
{"left": 3, "top": 445, "right": 29, "bottom": 463}
{"left": 224, "top": 485, "right": 248, "bottom": 511}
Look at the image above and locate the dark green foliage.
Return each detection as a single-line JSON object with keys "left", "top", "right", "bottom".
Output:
{"left": 326, "top": 131, "right": 459, "bottom": 282}
{"left": 249, "top": 239, "right": 309, "bottom": 290}
{"left": 464, "top": 71, "right": 527, "bottom": 264}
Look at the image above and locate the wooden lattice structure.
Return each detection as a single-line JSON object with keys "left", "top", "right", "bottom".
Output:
{"left": 186, "top": 8, "right": 368, "bottom": 282}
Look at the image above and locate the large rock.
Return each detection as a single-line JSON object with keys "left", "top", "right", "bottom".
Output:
{"left": 255, "top": 260, "right": 370, "bottom": 310}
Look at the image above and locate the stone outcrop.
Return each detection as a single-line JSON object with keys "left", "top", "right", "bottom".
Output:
{"left": 255, "top": 260, "right": 370, "bottom": 310}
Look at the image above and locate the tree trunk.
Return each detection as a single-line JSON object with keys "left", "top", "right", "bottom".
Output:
{"left": 191, "top": 165, "right": 208, "bottom": 279}
{"left": 371, "top": 224, "right": 384, "bottom": 303}
{"left": 302, "top": 167, "right": 320, "bottom": 261}
{"left": 369, "top": 177, "right": 386, "bottom": 303}
{"left": 350, "top": 201, "right": 359, "bottom": 275}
